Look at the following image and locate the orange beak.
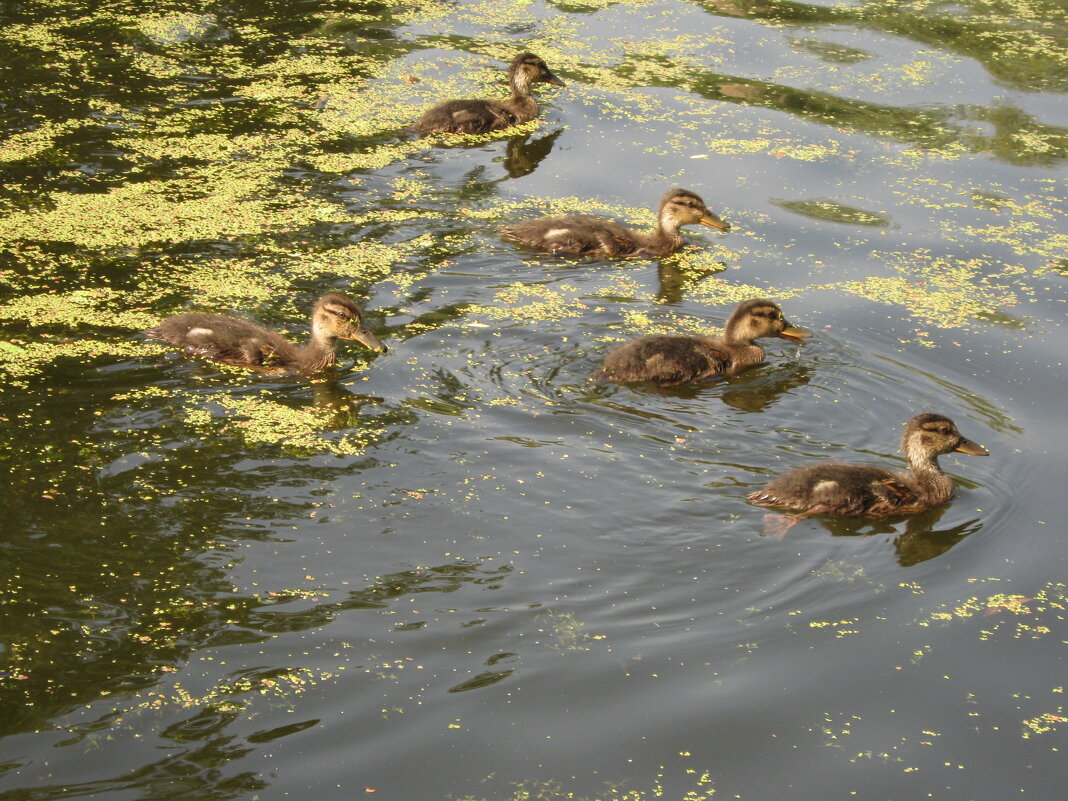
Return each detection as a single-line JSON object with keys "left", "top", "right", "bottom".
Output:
{"left": 698, "top": 213, "right": 730, "bottom": 232}
{"left": 777, "top": 325, "right": 811, "bottom": 345}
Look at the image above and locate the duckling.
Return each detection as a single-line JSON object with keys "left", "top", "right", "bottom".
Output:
{"left": 411, "top": 52, "right": 565, "bottom": 135}
{"left": 592, "top": 299, "right": 809, "bottom": 386}
{"left": 747, "top": 413, "right": 988, "bottom": 533}
{"left": 501, "top": 189, "right": 730, "bottom": 258}
{"left": 147, "top": 293, "right": 386, "bottom": 374}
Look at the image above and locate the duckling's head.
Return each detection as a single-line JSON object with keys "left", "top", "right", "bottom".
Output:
{"left": 312, "top": 293, "right": 387, "bottom": 352}
{"left": 510, "top": 53, "right": 565, "bottom": 90}
{"left": 725, "top": 298, "right": 811, "bottom": 344}
{"left": 903, "top": 413, "right": 989, "bottom": 460}
{"left": 659, "top": 189, "right": 730, "bottom": 232}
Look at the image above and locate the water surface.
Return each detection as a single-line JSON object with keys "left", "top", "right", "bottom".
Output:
{"left": 1, "top": 0, "right": 1066, "bottom": 798}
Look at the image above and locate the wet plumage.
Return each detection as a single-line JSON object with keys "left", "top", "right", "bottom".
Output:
{"left": 591, "top": 299, "right": 809, "bottom": 386}
{"left": 147, "top": 293, "right": 386, "bottom": 374}
{"left": 411, "top": 52, "right": 564, "bottom": 135}
{"left": 501, "top": 188, "right": 729, "bottom": 258}
{"left": 747, "top": 413, "right": 989, "bottom": 530}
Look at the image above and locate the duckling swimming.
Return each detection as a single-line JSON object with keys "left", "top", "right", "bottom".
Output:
{"left": 147, "top": 293, "right": 386, "bottom": 374}
{"left": 411, "top": 52, "right": 564, "bottom": 135}
{"left": 747, "top": 413, "right": 988, "bottom": 532}
{"left": 501, "top": 189, "right": 729, "bottom": 258}
{"left": 592, "top": 299, "right": 809, "bottom": 386}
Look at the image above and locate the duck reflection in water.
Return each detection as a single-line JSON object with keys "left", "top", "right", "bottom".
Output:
{"left": 719, "top": 362, "right": 812, "bottom": 412}
{"left": 310, "top": 376, "right": 385, "bottom": 431}
{"left": 501, "top": 128, "right": 564, "bottom": 178}
{"left": 893, "top": 509, "right": 983, "bottom": 567}
{"left": 416, "top": 129, "right": 563, "bottom": 202}
{"left": 590, "top": 362, "right": 812, "bottom": 417}
{"left": 803, "top": 506, "right": 984, "bottom": 567}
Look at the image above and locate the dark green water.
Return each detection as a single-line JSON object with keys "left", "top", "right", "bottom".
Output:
{"left": 1, "top": 1, "right": 1066, "bottom": 799}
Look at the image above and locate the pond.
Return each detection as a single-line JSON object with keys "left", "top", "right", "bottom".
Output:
{"left": 1, "top": 0, "right": 1066, "bottom": 798}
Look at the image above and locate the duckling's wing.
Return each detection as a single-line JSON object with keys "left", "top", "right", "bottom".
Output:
{"left": 413, "top": 100, "right": 514, "bottom": 134}
{"left": 562, "top": 219, "right": 639, "bottom": 256}
{"left": 149, "top": 313, "right": 293, "bottom": 366}
{"left": 503, "top": 216, "right": 639, "bottom": 256}
{"left": 748, "top": 464, "right": 915, "bottom": 517}
{"left": 868, "top": 476, "right": 924, "bottom": 513}
{"left": 652, "top": 341, "right": 730, "bottom": 386}
{"left": 594, "top": 336, "right": 727, "bottom": 385}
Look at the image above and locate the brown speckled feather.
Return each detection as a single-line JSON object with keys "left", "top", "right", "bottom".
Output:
{"left": 592, "top": 336, "right": 728, "bottom": 386}
{"left": 147, "top": 314, "right": 296, "bottom": 366}
{"left": 413, "top": 99, "right": 517, "bottom": 135}
{"left": 747, "top": 463, "right": 927, "bottom": 517}
{"left": 504, "top": 217, "right": 646, "bottom": 256}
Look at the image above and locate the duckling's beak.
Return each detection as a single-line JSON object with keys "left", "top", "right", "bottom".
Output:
{"left": 697, "top": 213, "right": 730, "bottom": 232}
{"left": 545, "top": 72, "right": 565, "bottom": 87}
{"left": 344, "top": 327, "right": 387, "bottom": 353}
{"left": 954, "top": 437, "right": 989, "bottom": 456}
{"left": 777, "top": 325, "right": 811, "bottom": 345}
